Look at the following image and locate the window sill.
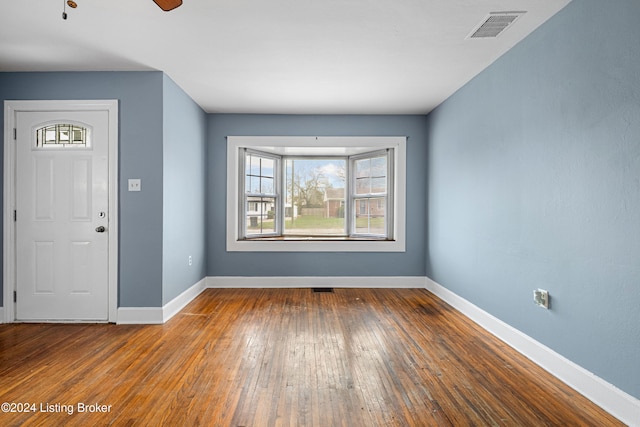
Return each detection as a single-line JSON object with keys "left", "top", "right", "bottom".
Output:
{"left": 227, "top": 237, "right": 405, "bottom": 252}
{"left": 243, "top": 236, "right": 392, "bottom": 241}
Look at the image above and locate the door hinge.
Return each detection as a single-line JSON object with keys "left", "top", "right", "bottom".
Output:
{"left": 14, "top": 291, "right": 17, "bottom": 303}
{"left": 13, "top": 128, "right": 17, "bottom": 141}
{"left": 14, "top": 210, "right": 17, "bottom": 222}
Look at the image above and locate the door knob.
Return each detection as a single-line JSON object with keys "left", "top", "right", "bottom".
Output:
{"left": 96, "top": 226, "right": 106, "bottom": 233}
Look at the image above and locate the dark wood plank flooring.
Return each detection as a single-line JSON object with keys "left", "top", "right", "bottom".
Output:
{"left": 0, "top": 288, "right": 623, "bottom": 426}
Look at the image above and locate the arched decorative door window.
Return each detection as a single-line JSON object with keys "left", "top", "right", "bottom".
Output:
{"left": 35, "top": 123, "right": 91, "bottom": 148}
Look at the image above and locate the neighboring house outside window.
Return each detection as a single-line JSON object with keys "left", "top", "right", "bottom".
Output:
{"left": 323, "top": 188, "right": 345, "bottom": 219}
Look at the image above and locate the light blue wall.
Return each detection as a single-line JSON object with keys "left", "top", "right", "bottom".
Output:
{"left": 162, "top": 75, "right": 207, "bottom": 304}
{"left": 207, "top": 114, "right": 427, "bottom": 277}
{"left": 0, "top": 71, "right": 165, "bottom": 307}
{"left": 426, "top": 0, "right": 640, "bottom": 399}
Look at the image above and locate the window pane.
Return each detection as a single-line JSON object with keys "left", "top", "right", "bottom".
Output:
{"left": 359, "top": 200, "right": 367, "bottom": 214}
{"left": 246, "top": 152, "right": 277, "bottom": 195}
{"left": 245, "top": 196, "right": 276, "bottom": 235}
{"left": 246, "top": 176, "right": 260, "bottom": 194}
{"left": 355, "top": 158, "right": 370, "bottom": 178}
{"left": 285, "top": 158, "right": 346, "bottom": 236}
{"left": 36, "top": 124, "right": 89, "bottom": 148}
{"left": 59, "top": 126, "right": 70, "bottom": 142}
{"left": 261, "top": 157, "right": 274, "bottom": 178}
{"left": 354, "top": 198, "right": 386, "bottom": 236}
{"left": 371, "top": 177, "right": 386, "bottom": 193}
{"left": 45, "top": 129, "right": 56, "bottom": 143}
{"left": 370, "top": 156, "right": 386, "bottom": 177}
{"left": 248, "top": 155, "right": 260, "bottom": 176}
{"left": 355, "top": 177, "right": 370, "bottom": 195}
{"left": 354, "top": 155, "right": 387, "bottom": 195}
{"left": 72, "top": 129, "right": 84, "bottom": 143}
{"left": 261, "top": 176, "right": 274, "bottom": 194}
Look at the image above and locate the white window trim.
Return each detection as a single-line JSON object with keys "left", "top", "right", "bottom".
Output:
{"left": 226, "top": 136, "right": 406, "bottom": 252}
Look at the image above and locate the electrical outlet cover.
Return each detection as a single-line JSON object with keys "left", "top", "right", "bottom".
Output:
{"left": 533, "top": 289, "right": 549, "bottom": 309}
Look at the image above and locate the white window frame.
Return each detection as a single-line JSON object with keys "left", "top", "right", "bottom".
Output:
{"left": 349, "top": 149, "right": 393, "bottom": 239}
{"left": 241, "top": 149, "right": 281, "bottom": 238}
{"left": 227, "top": 136, "right": 406, "bottom": 252}
{"left": 282, "top": 155, "right": 349, "bottom": 237}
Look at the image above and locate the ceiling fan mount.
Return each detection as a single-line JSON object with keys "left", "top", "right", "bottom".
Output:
{"left": 62, "top": 0, "right": 181, "bottom": 20}
{"left": 153, "top": 0, "right": 183, "bottom": 12}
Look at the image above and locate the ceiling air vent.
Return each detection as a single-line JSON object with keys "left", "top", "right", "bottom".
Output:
{"left": 468, "top": 12, "right": 526, "bottom": 39}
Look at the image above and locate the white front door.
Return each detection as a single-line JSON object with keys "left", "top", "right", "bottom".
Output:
{"left": 14, "top": 109, "right": 110, "bottom": 321}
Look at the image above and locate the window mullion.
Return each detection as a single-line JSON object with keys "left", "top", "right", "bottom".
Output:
{"left": 278, "top": 156, "right": 285, "bottom": 235}
{"left": 385, "top": 148, "right": 395, "bottom": 239}
{"left": 345, "top": 156, "right": 351, "bottom": 236}
{"left": 272, "top": 155, "right": 281, "bottom": 236}
{"left": 239, "top": 148, "right": 247, "bottom": 238}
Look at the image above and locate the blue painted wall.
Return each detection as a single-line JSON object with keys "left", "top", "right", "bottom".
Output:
{"left": 426, "top": 0, "right": 640, "bottom": 398}
{"left": 0, "top": 71, "right": 165, "bottom": 307}
{"left": 162, "top": 75, "right": 207, "bottom": 304}
{"left": 207, "top": 114, "right": 427, "bottom": 278}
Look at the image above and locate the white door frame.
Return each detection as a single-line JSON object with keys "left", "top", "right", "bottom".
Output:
{"left": 3, "top": 100, "right": 119, "bottom": 323}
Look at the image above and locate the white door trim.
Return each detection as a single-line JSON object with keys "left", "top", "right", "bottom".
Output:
{"left": 3, "top": 100, "right": 119, "bottom": 323}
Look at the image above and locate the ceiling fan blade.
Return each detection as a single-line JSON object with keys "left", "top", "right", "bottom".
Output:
{"left": 153, "top": 0, "right": 182, "bottom": 11}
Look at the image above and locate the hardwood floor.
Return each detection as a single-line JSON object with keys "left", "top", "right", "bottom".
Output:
{"left": 0, "top": 288, "right": 623, "bottom": 426}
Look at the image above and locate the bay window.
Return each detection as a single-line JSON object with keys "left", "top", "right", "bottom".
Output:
{"left": 227, "top": 136, "right": 406, "bottom": 252}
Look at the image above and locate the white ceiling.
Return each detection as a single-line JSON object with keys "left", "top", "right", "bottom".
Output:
{"left": 0, "top": 0, "right": 570, "bottom": 114}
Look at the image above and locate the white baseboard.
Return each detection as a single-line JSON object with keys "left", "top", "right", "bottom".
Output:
{"left": 116, "top": 278, "right": 207, "bottom": 325}
{"left": 115, "top": 276, "right": 423, "bottom": 323}
{"left": 207, "top": 276, "right": 427, "bottom": 289}
{"left": 116, "top": 307, "right": 164, "bottom": 325}
{"left": 161, "top": 277, "right": 207, "bottom": 323}
{"left": 424, "top": 277, "right": 640, "bottom": 427}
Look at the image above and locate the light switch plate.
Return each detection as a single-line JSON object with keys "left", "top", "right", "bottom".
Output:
{"left": 128, "top": 179, "right": 141, "bottom": 192}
